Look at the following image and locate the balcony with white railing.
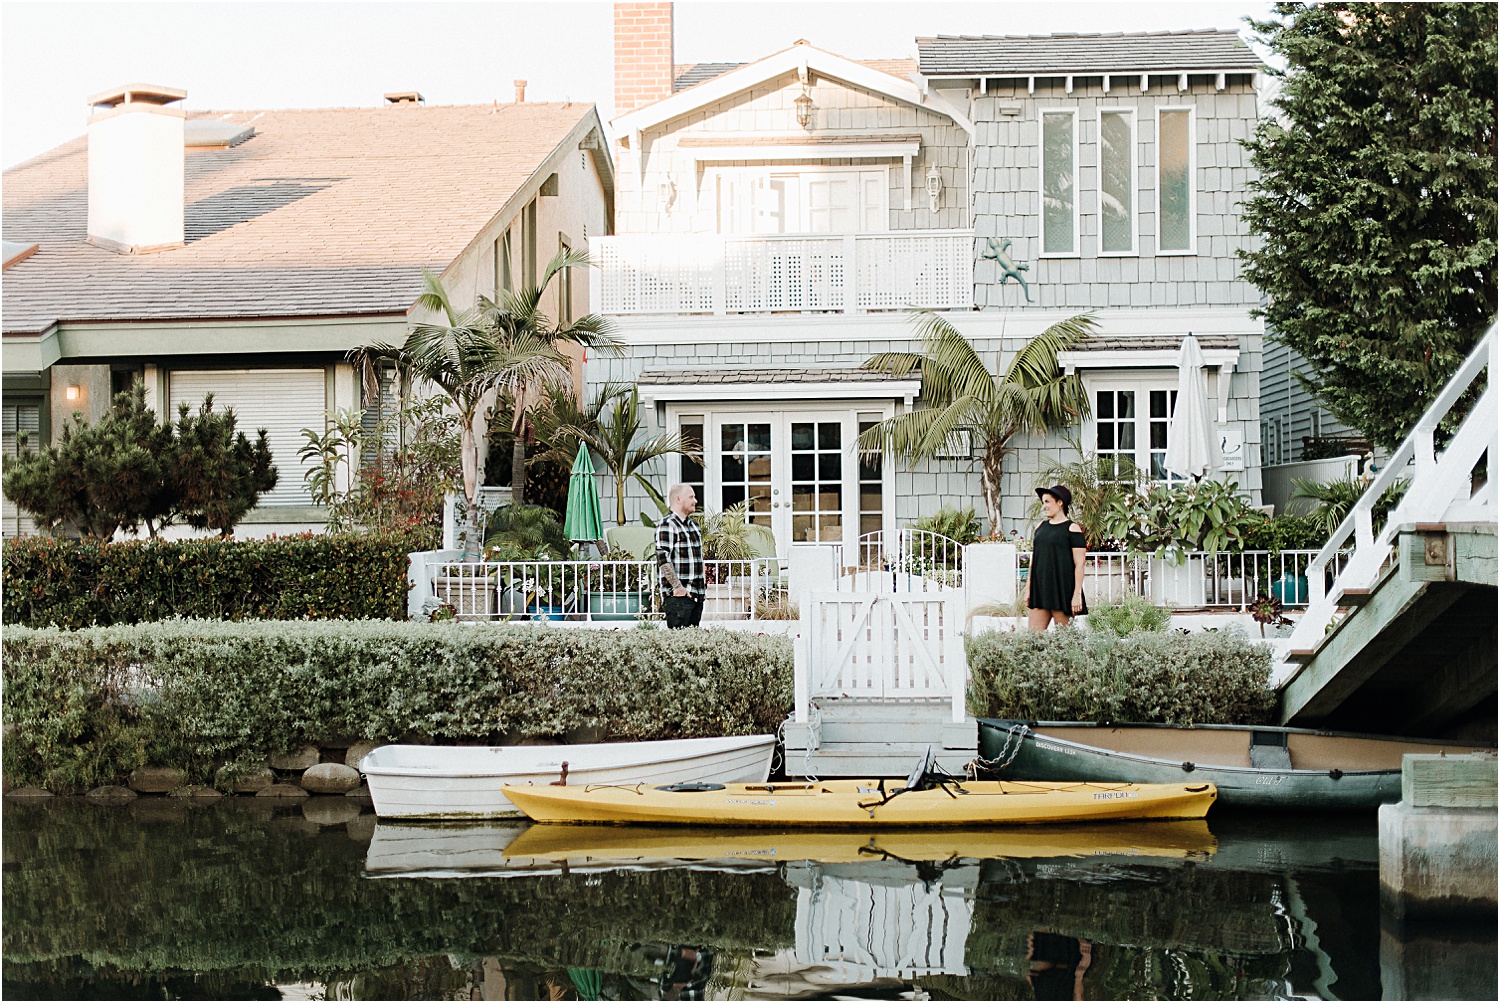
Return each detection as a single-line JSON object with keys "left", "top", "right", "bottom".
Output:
{"left": 590, "top": 230, "right": 974, "bottom": 316}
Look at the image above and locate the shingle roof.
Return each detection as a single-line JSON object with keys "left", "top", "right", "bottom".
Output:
{"left": 672, "top": 58, "right": 918, "bottom": 93}
{"left": 917, "top": 30, "right": 1261, "bottom": 77}
{"left": 2, "top": 102, "right": 601, "bottom": 335}
{"left": 1074, "top": 334, "right": 1239, "bottom": 353}
{"left": 638, "top": 367, "right": 915, "bottom": 385}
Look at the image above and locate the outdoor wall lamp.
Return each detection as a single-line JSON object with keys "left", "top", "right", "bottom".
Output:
{"left": 925, "top": 166, "right": 943, "bottom": 213}
{"left": 794, "top": 85, "right": 814, "bottom": 129}
{"left": 65, "top": 384, "right": 81, "bottom": 401}
{"left": 657, "top": 178, "right": 676, "bottom": 214}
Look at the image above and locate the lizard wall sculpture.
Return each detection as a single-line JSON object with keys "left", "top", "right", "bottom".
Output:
{"left": 981, "top": 237, "right": 1032, "bottom": 302}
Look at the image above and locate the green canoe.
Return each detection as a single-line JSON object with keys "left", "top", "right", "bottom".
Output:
{"left": 977, "top": 718, "right": 1493, "bottom": 811}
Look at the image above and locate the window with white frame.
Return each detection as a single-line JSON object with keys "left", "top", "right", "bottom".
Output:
{"left": 713, "top": 168, "right": 888, "bottom": 235}
{"left": 1157, "top": 108, "right": 1195, "bottom": 253}
{"left": 1092, "top": 380, "right": 1181, "bottom": 483}
{"left": 1098, "top": 110, "right": 1136, "bottom": 255}
{"left": 1040, "top": 110, "right": 1077, "bottom": 255}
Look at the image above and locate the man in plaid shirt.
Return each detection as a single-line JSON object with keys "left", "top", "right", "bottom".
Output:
{"left": 656, "top": 483, "right": 705, "bottom": 628}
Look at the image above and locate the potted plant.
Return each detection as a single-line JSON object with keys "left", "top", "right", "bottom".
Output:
{"left": 697, "top": 502, "right": 758, "bottom": 618}
{"left": 1099, "top": 479, "right": 1260, "bottom": 609}
{"left": 585, "top": 545, "right": 651, "bottom": 621}
{"left": 432, "top": 561, "right": 500, "bottom": 618}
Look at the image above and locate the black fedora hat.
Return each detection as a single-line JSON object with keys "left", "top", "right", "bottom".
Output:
{"left": 1035, "top": 484, "right": 1073, "bottom": 510}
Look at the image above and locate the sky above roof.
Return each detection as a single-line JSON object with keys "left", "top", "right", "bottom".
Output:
{"left": 2, "top": 1, "right": 1276, "bottom": 170}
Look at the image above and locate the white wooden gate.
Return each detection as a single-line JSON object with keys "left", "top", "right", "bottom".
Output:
{"left": 794, "top": 589, "right": 967, "bottom": 724}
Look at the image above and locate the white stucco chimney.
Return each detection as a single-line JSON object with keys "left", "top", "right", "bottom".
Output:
{"left": 86, "top": 83, "right": 187, "bottom": 254}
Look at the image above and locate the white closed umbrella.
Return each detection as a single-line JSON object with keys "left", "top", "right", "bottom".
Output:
{"left": 1163, "top": 333, "right": 1221, "bottom": 480}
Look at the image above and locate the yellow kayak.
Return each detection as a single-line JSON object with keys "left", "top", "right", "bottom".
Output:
{"left": 502, "top": 820, "right": 1218, "bottom": 864}
{"left": 502, "top": 778, "right": 1217, "bottom": 827}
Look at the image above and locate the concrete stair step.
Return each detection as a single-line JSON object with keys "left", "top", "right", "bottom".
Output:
{"left": 783, "top": 719, "right": 976, "bottom": 751}
{"left": 781, "top": 743, "right": 980, "bottom": 780}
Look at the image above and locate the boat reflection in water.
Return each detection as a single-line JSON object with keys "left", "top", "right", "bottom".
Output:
{"left": 362, "top": 814, "right": 1373, "bottom": 999}
{"left": 4, "top": 799, "right": 1493, "bottom": 1000}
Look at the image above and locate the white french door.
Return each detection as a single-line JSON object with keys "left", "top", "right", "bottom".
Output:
{"left": 683, "top": 409, "right": 889, "bottom": 556}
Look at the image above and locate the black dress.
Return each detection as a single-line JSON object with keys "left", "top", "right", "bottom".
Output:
{"left": 1027, "top": 519, "right": 1088, "bottom": 614}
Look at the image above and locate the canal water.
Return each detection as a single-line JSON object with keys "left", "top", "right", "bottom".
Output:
{"left": 3, "top": 799, "right": 1494, "bottom": 1000}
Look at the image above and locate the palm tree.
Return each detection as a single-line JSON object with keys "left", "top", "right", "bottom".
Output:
{"left": 858, "top": 310, "right": 1097, "bottom": 531}
{"left": 351, "top": 275, "right": 510, "bottom": 556}
{"left": 350, "top": 249, "right": 619, "bottom": 555}
{"left": 561, "top": 383, "right": 699, "bottom": 526}
{"left": 483, "top": 248, "right": 622, "bottom": 505}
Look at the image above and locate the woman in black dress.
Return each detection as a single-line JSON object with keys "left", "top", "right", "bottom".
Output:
{"left": 1025, "top": 484, "right": 1088, "bottom": 629}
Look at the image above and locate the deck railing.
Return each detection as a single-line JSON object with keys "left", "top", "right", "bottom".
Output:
{"left": 421, "top": 557, "right": 786, "bottom": 623}
{"left": 1037, "top": 549, "right": 1350, "bottom": 610}
{"left": 1282, "top": 323, "right": 1496, "bottom": 668}
{"left": 591, "top": 230, "right": 974, "bottom": 316}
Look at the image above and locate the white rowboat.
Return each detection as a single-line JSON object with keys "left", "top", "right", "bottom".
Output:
{"left": 361, "top": 735, "right": 777, "bottom": 820}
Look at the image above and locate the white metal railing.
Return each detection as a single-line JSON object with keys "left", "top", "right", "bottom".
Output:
{"left": 592, "top": 230, "right": 974, "bottom": 316}
{"left": 418, "top": 557, "right": 785, "bottom": 623}
{"left": 835, "top": 529, "right": 965, "bottom": 592}
{"left": 1017, "top": 550, "right": 1349, "bottom": 611}
{"left": 1282, "top": 323, "right": 1496, "bottom": 666}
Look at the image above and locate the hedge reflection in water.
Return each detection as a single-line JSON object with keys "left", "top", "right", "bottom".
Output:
{"left": 2, "top": 798, "right": 1390, "bottom": 1000}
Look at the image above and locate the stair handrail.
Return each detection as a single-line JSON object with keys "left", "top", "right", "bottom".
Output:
{"left": 1284, "top": 322, "right": 1496, "bottom": 669}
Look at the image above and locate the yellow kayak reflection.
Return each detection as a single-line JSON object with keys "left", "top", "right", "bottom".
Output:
{"left": 503, "top": 819, "right": 1218, "bottom": 866}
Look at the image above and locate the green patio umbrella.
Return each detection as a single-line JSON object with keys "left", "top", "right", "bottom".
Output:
{"left": 563, "top": 445, "right": 605, "bottom": 547}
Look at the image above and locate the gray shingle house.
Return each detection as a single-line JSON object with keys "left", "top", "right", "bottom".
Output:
{"left": 589, "top": 5, "right": 1267, "bottom": 552}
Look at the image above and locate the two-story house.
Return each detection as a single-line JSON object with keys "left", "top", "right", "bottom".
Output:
{"left": 590, "top": 4, "right": 1266, "bottom": 555}
{"left": 2, "top": 84, "right": 613, "bottom": 537}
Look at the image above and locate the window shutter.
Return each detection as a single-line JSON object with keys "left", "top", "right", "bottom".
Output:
{"left": 169, "top": 369, "right": 326, "bottom": 506}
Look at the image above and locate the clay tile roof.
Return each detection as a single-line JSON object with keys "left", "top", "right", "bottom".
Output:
{"left": 917, "top": 29, "right": 1261, "bottom": 77}
{"left": 2, "top": 102, "right": 601, "bottom": 335}
{"left": 637, "top": 367, "right": 914, "bottom": 385}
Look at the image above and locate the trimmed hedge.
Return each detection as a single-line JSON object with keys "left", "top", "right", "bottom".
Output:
{"left": 1, "top": 532, "right": 429, "bottom": 628}
{"left": 1, "top": 619, "right": 793, "bottom": 790}
{"left": 966, "top": 626, "right": 1276, "bottom": 725}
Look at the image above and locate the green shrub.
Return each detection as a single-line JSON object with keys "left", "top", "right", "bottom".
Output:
{"left": 1, "top": 619, "right": 793, "bottom": 790}
{"left": 1, "top": 532, "right": 427, "bottom": 628}
{"left": 1087, "top": 593, "right": 1171, "bottom": 638}
{"left": 909, "top": 506, "right": 982, "bottom": 545}
{"left": 1240, "top": 513, "right": 1327, "bottom": 554}
{"left": 966, "top": 626, "right": 1275, "bottom": 725}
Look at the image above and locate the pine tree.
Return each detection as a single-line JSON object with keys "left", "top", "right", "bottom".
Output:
{"left": 2, "top": 387, "right": 172, "bottom": 540}
{"left": 169, "top": 395, "right": 278, "bottom": 537}
{"left": 1240, "top": 2, "right": 1497, "bottom": 447}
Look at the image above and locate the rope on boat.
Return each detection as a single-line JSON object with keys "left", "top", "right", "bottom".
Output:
{"left": 965, "top": 721, "right": 1030, "bottom": 779}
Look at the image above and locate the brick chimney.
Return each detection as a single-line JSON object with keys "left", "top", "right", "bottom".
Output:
{"left": 614, "top": 2, "right": 674, "bottom": 116}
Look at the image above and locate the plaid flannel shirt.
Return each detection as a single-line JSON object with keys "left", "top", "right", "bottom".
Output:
{"left": 656, "top": 512, "right": 705, "bottom": 598}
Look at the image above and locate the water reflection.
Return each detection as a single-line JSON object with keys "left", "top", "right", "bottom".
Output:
{"left": 2, "top": 799, "right": 1493, "bottom": 1000}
